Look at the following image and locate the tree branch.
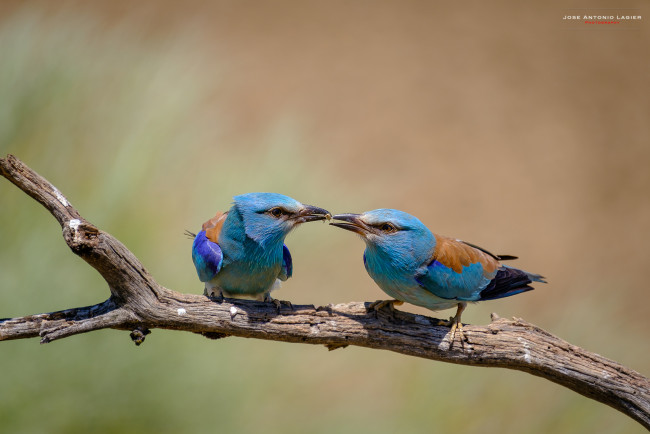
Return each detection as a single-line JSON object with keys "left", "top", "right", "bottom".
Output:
{"left": 1, "top": 154, "right": 648, "bottom": 429}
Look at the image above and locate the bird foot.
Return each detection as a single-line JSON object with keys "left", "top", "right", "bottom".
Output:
{"left": 437, "top": 316, "right": 466, "bottom": 348}
{"left": 367, "top": 299, "right": 404, "bottom": 318}
{"left": 437, "top": 303, "right": 468, "bottom": 349}
{"left": 264, "top": 294, "right": 293, "bottom": 313}
{"left": 368, "top": 299, "right": 404, "bottom": 311}
{"left": 204, "top": 287, "right": 224, "bottom": 303}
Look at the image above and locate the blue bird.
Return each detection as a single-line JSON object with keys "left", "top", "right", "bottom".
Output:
{"left": 190, "top": 193, "right": 330, "bottom": 307}
{"left": 330, "top": 209, "right": 545, "bottom": 345}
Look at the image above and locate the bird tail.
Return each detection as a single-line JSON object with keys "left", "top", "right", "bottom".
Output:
{"left": 496, "top": 254, "right": 519, "bottom": 261}
{"left": 479, "top": 265, "right": 546, "bottom": 301}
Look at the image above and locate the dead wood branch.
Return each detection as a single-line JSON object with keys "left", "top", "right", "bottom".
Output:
{"left": 1, "top": 154, "right": 648, "bottom": 429}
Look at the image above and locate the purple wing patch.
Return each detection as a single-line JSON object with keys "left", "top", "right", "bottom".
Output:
{"left": 192, "top": 230, "right": 223, "bottom": 282}
{"left": 279, "top": 244, "right": 293, "bottom": 280}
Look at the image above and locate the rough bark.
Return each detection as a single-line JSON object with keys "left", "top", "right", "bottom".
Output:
{"left": 1, "top": 154, "right": 648, "bottom": 429}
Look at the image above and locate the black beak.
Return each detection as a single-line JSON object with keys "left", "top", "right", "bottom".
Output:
{"left": 295, "top": 205, "right": 332, "bottom": 223}
{"left": 329, "top": 213, "right": 369, "bottom": 235}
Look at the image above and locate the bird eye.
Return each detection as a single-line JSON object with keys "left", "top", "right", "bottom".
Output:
{"left": 380, "top": 223, "right": 396, "bottom": 233}
{"left": 268, "top": 207, "right": 284, "bottom": 218}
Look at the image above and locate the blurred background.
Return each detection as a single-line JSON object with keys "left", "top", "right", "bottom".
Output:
{"left": 1, "top": 1, "right": 648, "bottom": 433}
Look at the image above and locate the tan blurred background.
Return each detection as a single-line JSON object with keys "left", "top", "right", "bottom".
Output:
{"left": 0, "top": 1, "right": 648, "bottom": 433}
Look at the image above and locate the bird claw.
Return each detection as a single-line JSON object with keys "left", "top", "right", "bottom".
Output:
{"left": 437, "top": 303, "right": 468, "bottom": 349}
{"left": 367, "top": 299, "right": 404, "bottom": 318}
{"left": 264, "top": 294, "right": 293, "bottom": 313}
{"left": 437, "top": 316, "right": 466, "bottom": 348}
{"left": 204, "top": 287, "right": 224, "bottom": 303}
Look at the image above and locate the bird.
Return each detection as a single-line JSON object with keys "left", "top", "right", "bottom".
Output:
{"left": 330, "top": 209, "right": 545, "bottom": 346}
{"left": 189, "top": 193, "right": 330, "bottom": 308}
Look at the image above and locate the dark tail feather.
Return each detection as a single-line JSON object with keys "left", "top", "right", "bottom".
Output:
{"left": 496, "top": 254, "right": 519, "bottom": 261}
{"left": 479, "top": 266, "right": 545, "bottom": 301}
{"left": 479, "top": 285, "right": 535, "bottom": 301}
{"left": 511, "top": 266, "right": 546, "bottom": 283}
{"left": 459, "top": 241, "right": 520, "bottom": 262}
{"left": 184, "top": 230, "right": 197, "bottom": 240}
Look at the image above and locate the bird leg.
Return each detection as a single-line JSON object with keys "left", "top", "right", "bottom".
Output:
{"left": 437, "top": 302, "right": 467, "bottom": 348}
{"left": 367, "top": 299, "right": 404, "bottom": 318}
{"left": 264, "top": 293, "right": 293, "bottom": 312}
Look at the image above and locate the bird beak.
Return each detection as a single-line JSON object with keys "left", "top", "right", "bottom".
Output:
{"left": 294, "top": 205, "right": 332, "bottom": 223}
{"left": 329, "top": 213, "right": 370, "bottom": 236}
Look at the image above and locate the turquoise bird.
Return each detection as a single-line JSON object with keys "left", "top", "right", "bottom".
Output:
{"left": 190, "top": 193, "right": 330, "bottom": 307}
{"left": 330, "top": 209, "right": 545, "bottom": 344}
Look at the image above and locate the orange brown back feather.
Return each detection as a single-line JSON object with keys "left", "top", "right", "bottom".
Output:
{"left": 203, "top": 211, "right": 228, "bottom": 243}
{"left": 432, "top": 235, "right": 499, "bottom": 274}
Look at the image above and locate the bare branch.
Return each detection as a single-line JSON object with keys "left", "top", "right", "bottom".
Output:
{"left": 1, "top": 154, "right": 649, "bottom": 429}
{"left": 0, "top": 298, "right": 124, "bottom": 341}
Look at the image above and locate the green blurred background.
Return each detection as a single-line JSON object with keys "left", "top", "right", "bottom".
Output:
{"left": 1, "top": 1, "right": 648, "bottom": 433}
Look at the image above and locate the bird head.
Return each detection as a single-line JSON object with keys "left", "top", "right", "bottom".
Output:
{"left": 233, "top": 192, "right": 331, "bottom": 245}
{"left": 330, "top": 209, "right": 435, "bottom": 263}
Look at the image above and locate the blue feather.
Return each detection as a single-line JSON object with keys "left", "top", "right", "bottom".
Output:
{"left": 331, "top": 208, "right": 545, "bottom": 316}
{"left": 192, "top": 230, "right": 223, "bottom": 282}
{"left": 415, "top": 260, "right": 491, "bottom": 301}
{"left": 191, "top": 192, "right": 328, "bottom": 299}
